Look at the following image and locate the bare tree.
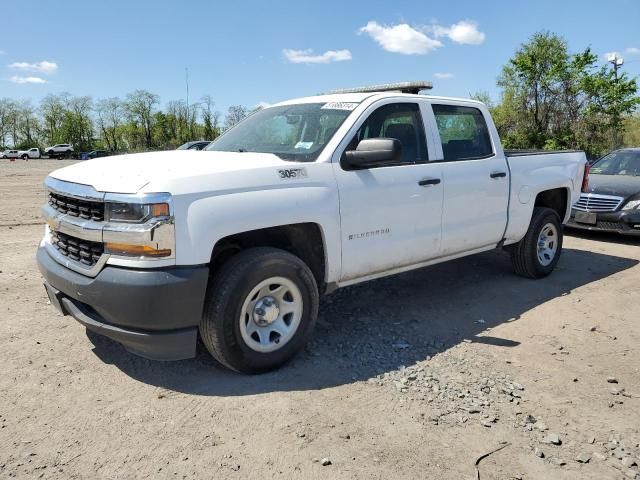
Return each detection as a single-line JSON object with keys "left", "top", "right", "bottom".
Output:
{"left": 0, "top": 98, "right": 17, "bottom": 147}
{"left": 40, "top": 94, "right": 67, "bottom": 145}
{"left": 224, "top": 105, "right": 249, "bottom": 131}
{"left": 125, "top": 90, "right": 159, "bottom": 148}
{"left": 15, "top": 100, "right": 39, "bottom": 148}
{"left": 65, "top": 95, "right": 94, "bottom": 150}
{"left": 96, "top": 97, "right": 124, "bottom": 151}
{"left": 200, "top": 95, "right": 221, "bottom": 140}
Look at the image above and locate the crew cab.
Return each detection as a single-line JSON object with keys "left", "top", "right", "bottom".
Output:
{"left": 18, "top": 147, "right": 41, "bottom": 160}
{"left": 1, "top": 149, "right": 19, "bottom": 159}
{"left": 37, "top": 82, "right": 588, "bottom": 373}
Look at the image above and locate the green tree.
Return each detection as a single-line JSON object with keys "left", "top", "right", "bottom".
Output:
{"left": 494, "top": 31, "right": 639, "bottom": 158}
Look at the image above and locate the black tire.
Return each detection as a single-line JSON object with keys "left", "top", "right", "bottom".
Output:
{"left": 510, "top": 207, "right": 563, "bottom": 278}
{"left": 200, "top": 247, "right": 319, "bottom": 374}
{"left": 22, "top": 154, "right": 28, "bottom": 160}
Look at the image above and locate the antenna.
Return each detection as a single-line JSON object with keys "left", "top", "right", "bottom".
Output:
{"left": 185, "top": 67, "right": 190, "bottom": 135}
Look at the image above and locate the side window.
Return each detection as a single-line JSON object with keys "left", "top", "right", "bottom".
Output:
{"left": 432, "top": 104, "right": 493, "bottom": 161}
{"left": 352, "top": 103, "right": 428, "bottom": 164}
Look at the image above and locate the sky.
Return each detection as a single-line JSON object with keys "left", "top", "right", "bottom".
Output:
{"left": 2, "top": 0, "right": 639, "bottom": 114}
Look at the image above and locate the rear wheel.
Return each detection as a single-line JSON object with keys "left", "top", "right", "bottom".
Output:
{"left": 22, "top": 154, "right": 28, "bottom": 160}
{"left": 200, "top": 247, "right": 319, "bottom": 373}
{"left": 510, "top": 207, "right": 563, "bottom": 278}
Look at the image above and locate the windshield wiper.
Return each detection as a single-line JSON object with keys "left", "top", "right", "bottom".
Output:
{"left": 237, "top": 148, "right": 248, "bottom": 153}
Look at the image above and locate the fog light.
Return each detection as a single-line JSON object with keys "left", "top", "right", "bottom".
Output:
{"left": 105, "top": 242, "right": 172, "bottom": 257}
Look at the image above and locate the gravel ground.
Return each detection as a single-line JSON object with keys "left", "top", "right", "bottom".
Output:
{"left": 1, "top": 159, "right": 639, "bottom": 479}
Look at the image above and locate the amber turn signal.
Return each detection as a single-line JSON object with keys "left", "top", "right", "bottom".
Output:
{"left": 105, "top": 242, "right": 172, "bottom": 257}
{"left": 151, "top": 203, "right": 170, "bottom": 217}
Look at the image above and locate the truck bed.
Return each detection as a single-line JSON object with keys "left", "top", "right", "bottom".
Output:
{"left": 504, "top": 149, "right": 583, "bottom": 157}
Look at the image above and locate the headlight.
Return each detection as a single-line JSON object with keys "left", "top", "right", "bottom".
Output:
{"left": 102, "top": 193, "right": 175, "bottom": 260}
{"left": 622, "top": 199, "right": 640, "bottom": 211}
{"left": 106, "top": 202, "right": 170, "bottom": 223}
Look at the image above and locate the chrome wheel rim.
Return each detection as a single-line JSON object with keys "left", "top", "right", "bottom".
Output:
{"left": 239, "top": 276, "right": 303, "bottom": 353}
{"left": 537, "top": 223, "right": 558, "bottom": 267}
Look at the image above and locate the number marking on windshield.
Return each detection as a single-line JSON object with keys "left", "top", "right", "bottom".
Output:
{"left": 321, "top": 102, "right": 359, "bottom": 111}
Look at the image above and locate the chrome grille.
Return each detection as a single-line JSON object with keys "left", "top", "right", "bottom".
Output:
{"left": 50, "top": 230, "right": 104, "bottom": 267}
{"left": 573, "top": 193, "right": 623, "bottom": 212}
{"left": 48, "top": 192, "right": 104, "bottom": 221}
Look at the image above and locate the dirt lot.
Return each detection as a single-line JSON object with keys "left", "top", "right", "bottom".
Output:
{"left": 1, "top": 159, "right": 639, "bottom": 479}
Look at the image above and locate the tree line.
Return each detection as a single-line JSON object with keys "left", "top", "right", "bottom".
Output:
{"left": 0, "top": 90, "right": 251, "bottom": 152}
{"left": 0, "top": 31, "right": 638, "bottom": 158}
{"left": 476, "top": 31, "right": 640, "bottom": 159}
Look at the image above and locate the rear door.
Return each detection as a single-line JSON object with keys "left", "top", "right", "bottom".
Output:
{"left": 429, "top": 103, "right": 509, "bottom": 255}
{"left": 333, "top": 99, "right": 443, "bottom": 281}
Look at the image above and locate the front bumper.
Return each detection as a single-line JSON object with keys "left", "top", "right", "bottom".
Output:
{"left": 566, "top": 208, "right": 640, "bottom": 236}
{"left": 37, "top": 246, "right": 209, "bottom": 360}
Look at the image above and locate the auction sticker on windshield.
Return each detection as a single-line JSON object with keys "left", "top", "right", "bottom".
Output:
{"left": 321, "top": 102, "right": 359, "bottom": 111}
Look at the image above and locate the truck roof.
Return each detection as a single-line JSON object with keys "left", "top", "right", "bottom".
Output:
{"left": 273, "top": 91, "right": 485, "bottom": 107}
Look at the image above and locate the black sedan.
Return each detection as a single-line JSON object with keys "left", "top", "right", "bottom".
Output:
{"left": 177, "top": 141, "right": 212, "bottom": 151}
{"left": 567, "top": 148, "right": 640, "bottom": 236}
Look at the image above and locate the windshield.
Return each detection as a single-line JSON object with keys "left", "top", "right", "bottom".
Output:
{"left": 206, "top": 103, "right": 356, "bottom": 162}
{"left": 591, "top": 150, "right": 640, "bottom": 176}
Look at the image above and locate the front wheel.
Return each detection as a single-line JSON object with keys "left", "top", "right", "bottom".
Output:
{"left": 200, "top": 247, "right": 319, "bottom": 373}
{"left": 510, "top": 207, "right": 563, "bottom": 278}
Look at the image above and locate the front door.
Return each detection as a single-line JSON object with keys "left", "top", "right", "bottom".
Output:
{"left": 334, "top": 101, "right": 443, "bottom": 282}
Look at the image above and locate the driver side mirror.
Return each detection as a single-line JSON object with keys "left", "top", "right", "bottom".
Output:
{"left": 341, "top": 138, "right": 402, "bottom": 170}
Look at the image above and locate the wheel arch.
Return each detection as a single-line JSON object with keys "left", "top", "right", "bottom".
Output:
{"left": 208, "top": 223, "right": 328, "bottom": 294}
{"left": 534, "top": 187, "right": 570, "bottom": 223}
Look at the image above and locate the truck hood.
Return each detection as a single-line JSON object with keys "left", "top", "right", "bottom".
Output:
{"left": 587, "top": 174, "right": 640, "bottom": 199}
{"left": 49, "top": 150, "right": 295, "bottom": 193}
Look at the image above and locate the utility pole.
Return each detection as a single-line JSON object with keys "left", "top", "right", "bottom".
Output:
{"left": 185, "top": 67, "right": 190, "bottom": 138}
{"left": 607, "top": 53, "right": 624, "bottom": 149}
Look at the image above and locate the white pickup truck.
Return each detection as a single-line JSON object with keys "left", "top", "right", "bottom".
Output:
{"left": 1, "top": 148, "right": 40, "bottom": 160}
{"left": 37, "top": 82, "right": 588, "bottom": 373}
{"left": 19, "top": 147, "right": 41, "bottom": 160}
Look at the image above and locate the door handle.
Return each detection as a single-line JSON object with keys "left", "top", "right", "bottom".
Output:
{"left": 418, "top": 178, "right": 441, "bottom": 187}
{"left": 490, "top": 171, "right": 507, "bottom": 179}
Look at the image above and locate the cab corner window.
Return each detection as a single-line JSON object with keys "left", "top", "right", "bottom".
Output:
{"left": 432, "top": 104, "right": 493, "bottom": 161}
{"left": 352, "top": 103, "right": 428, "bottom": 164}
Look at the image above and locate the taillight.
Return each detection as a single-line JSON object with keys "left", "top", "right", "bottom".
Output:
{"left": 581, "top": 163, "right": 590, "bottom": 192}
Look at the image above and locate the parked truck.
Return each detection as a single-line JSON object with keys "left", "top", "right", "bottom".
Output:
{"left": 37, "top": 82, "right": 588, "bottom": 373}
{"left": 18, "top": 147, "right": 41, "bottom": 160}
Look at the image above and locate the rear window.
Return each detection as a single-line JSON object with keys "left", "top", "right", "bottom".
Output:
{"left": 432, "top": 105, "right": 493, "bottom": 161}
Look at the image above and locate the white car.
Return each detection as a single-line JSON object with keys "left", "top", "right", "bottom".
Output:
{"left": 1, "top": 149, "right": 20, "bottom": 159}
{"left": 37, "top": 81, "right": 588, "bottom": 373}
{"left": 18, "top": 148, "right": 41, "bottom": 160}
{"left": 44, "top": 144, "right": 74, "bottom": 158}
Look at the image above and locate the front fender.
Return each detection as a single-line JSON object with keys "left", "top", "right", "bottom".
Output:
{"left": 173, "top": 182, "right": 341, "bottom": 283}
